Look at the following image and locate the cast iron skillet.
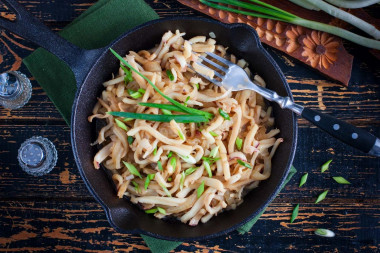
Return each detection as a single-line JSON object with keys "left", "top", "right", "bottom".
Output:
{"left": 1, "top": 0, "right": 297, "bottom": 241}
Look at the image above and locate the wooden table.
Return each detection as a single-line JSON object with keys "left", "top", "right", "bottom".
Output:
{"left": 0, "top": 1, "right": 379, "bottom": 252}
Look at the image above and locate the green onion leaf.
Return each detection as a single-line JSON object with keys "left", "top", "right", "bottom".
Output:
{"left": 290, "top": 204, "right": 299, "bottom": 223}
{"left": 120, "top": 64, "right": 133, "bottom": 83}
{"left": 195, "top": 83, "right": 200, "bottom": 90}
{"left": 123, "top": 161, "right": 142, "bottom": 179}
{"left": 161, "top": 109, "right": 172, "bottom": 115}
{"left": 110, "top": 49, "right": 214, "bottom": 119}
{"left": 167, "top": 151, "right": 173, "bottom": 158}
{"left": 219, "top": 108, "right": 230, "bottom": 120}
{"left": 130, "top": 91, "right": 142, "bottom": 99}
{"left": 157, "top": 206, "right": 166, "bottom": 215}
{"left": 184, "top": 96, "right": 190, "bottom": 106}
{"left": 153, "top": 147, "right": 157, "bottom": 156}
{"left": 236, "top": 137, "right": 243, "bottom": 150}
{"left": 197, "top": 181, "right": 205, "bottom": 198}
{"left": 209, "top": 146, "right": 219, "bottom": 158}
{"left": 332, "top": 176, "right": 351, "bottom": 184}
{"left": 314, "top": 228, "right": 335, "bottom": 237}
{"left": 321, "top": 159, "right": 332, "bottom": 173}
{"left": 166, "top": 69, "right": 175, "bottom": 81}
{"left": 157, "top": 161, "right": 163, "bottom": 171}
{"left": 299, "top": 173, "right": 308, "bottom": 187}
{"left": 145, "top": 208, "right": 158, "bottom": 214}
{"left": 178, "top": 130, "right": 185, "bottom": 140}
{"left": 139, "top": 103, "right": 188, "bottom": 113}
{"left": 180, "top": 171, "right": 185, "bottom": 190}
{"left": 204, "top": 161, "right": 212, "bottom": 178}
{"left": 122, "top": 118, "right": 133, "bottom": 122}
{"left": 138, "top": 88, "right": 146, "bottom": 94}
{"left": 185, "top": 167, "right": 197, "bottom": 176}
{"left": 170, "top": 157, "right": 177, "bottom": 169}
{"left": 108, "top": 111, "right": 208, "bottom": 123}
{"left": 201, "top": 156, "right": 220, "bottom": 165}
{"left": 127, "top": 136, "right": 134, "bottom": 145}
{"left": 159, "top": 183, "right": 172, "bottom": 197}
{"left": 115, "top": 118, "right": 128, "bottom": 131}
{"left": 167, "top": 177, "right": 172, "bottom": 182}
{"left": 209, "top": 131, "right": 218, "bottom": 137}
{"left": 144, "top": 174, "right": 155, "bottom": 190}
{"left": 237, "top": 159, "right": 252, "bottom": 169}
{"left": 132, "top": 181, "right": 140, "bottom": 193}
{"left": 315, "top": 190, "right": 329, "bottom": 203}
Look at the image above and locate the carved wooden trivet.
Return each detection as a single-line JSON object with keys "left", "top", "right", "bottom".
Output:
{"left": 178, "top": 0, "right": 354, "bottom": 86}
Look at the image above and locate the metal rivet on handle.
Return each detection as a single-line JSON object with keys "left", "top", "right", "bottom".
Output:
{"left": 314, "top": 115, "right": 321, "bottom": 122}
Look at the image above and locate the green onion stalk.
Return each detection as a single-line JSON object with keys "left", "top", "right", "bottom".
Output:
{"left": 200, "top": 0, "right": 380, "bottom": 50}
{"left": 324, "top": 0, "right": 380, "bottom": 9}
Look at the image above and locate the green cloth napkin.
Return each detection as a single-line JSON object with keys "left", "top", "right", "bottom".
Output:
{"left": 23, "top": 0, "right": 296, "bottom": 252}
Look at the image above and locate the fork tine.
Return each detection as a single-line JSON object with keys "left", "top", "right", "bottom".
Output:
{"left": 205, "top": 52, "right": 233, "bottom": 66}
{"left": 198, "top": 55, "right": 228, "bottom": 73}
{"left": 187, "top": 64, "right": 222, "bottom": 86}
{"left": 194, "top": 61, "right": 224, "bottom": 79}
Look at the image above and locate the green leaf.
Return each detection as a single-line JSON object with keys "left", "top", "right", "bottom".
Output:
{"left": 236, "top": 137, "right": 243, "bottom": 150}
{"left": 108, "top": 111, "right": 209, "bottom": 123}
{"left": 180, "top": 171, "right": 185, "bottom": 190}
{"left": 321, "top": 159, "right": 332, "bottom": 173}
{"left": 139, "top": 103, "right": 189, "bottom": 114}
{"left": 144, "top": 174, "right": 155, "bottom": 190}
{"left": 197, "top": 181, "right": 205, "bottom": 198}
{"left": 209, "top": 146, "right": 219, "bottom": 158}
{"left": 120, "top": 64, "right": 133, "bottom": 83}
{"left": 204, "top": 161, "right": 212, "bottom": 178}
{"left": 219, "top": 108, "right": 230, "bottom": 120}
{"left": 161, "top": 109, "right": 172, "bottom": 115}
{"left": 290, "top": 204, "right": 299, "bottom": 223}
{"left": 145, "top": 208, "right": 158, "bottom": 214}
{"left": 138, "top": 88, "right": 146, "bottom": 94}
{"left": 130, "top": 91, "right": 142, "bottom": 99}
{"left": 237, "top": 159, "right": 252, "bottom": 169}
{"left": 127, "top": 136, "right": 134, "bottom": 145}
{"left": 157, "top": 161, "right": 163, "bottom": 171}
{"left": 115, "top": 118, "right": 128, "bottom": 131}
{"left": 159, "top": 183, "right": 172, "bottom": 197}
{"left": 209, "top": 131, "right": 218, "bottom": 137}
{"left": 123, "top": 161, "right": 142, "bottom": 179}
{"left": 184, "top": 167, "right": 197, "bottom": 176}
{"left": 299, "top": 173, "right": 308, "bottom": 187}
{"left": 332, "top": 176, "right": 351, "bottom": 184}
{"left": 166, "top": 69, "right": 175, "bottom": 81}
{"left": 153, "top": 148, "right": 157, "bottom": 156}
{"left": 315, "top": 190, "right": 329, "bottom": 203}
{"left": 157, "top": 206, "right": 166, "bottom": 215}
{"left": 314, "top": 228, "right": 335, "bottom": 237}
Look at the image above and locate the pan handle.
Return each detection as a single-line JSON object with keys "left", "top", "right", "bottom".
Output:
{"left": 0, "top": 0, "right": 104, "bottom": 87}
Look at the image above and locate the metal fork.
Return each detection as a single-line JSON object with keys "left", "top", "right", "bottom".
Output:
{"left": 190, "top": 51, "right": 380, "bottom": 157}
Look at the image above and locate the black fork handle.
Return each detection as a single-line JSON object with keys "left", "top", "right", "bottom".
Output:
{"left": 0, "top": 0, "right": 104, "bottom": 87}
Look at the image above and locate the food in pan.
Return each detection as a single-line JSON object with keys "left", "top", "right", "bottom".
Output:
{"left": 89, "top": 30, "right": 282, "bottom": 226}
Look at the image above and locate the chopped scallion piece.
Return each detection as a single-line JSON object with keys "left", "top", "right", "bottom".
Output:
{"left": 157, "top": 161, "right": 163, "bottom": 171}
{"left": 153, "top": 147, "right": 157, "bottom": 156}
{"left": 197, "top": 181, "right": 205, "bottom": 198}
{"left": 290, "top": 204, "right": 299, "bottom": 223}
{"left": 145, "top": 208, "right": 158, "bottom": 214}
{"left": 130, "top": 91, "right": 142, "bottom": 99}
{"left": 321, "top": 159, "right": 332, "bottom": 173}
{"left": 209, "top": 131, "right": 218, "bottom": 137}
{"left": 299, "top": 173, "right": 308, "bottom": 187}
{"left": 144, "top": 174, "right": 155, "bottom": 190}
{"left": 120, "top": 64, "right": 132, "bottom": 83}
{"left": 170, "top": 157, "right": 177, "bottom": 169}
{"left": 314, "top": 228, "right": 335, "bottom": 237}
{"left": 127, "top": 136, "right": 134, "bottom": 145}
{"left": 162, "top": 109, "right": 172, "bottom": 115}
{"left": 167, "top": 177, "right": 172, "bottom": 182}
{"left": 180, "top": 171, "right": 185, "bottom": 190}
{"left": 159, "top": 183, "right": 172, "bottom": 197}
{"left": 115, "top": 118, "right": 128, "bottom": 131}
{"left": 166, "top": 69, "right": 175, "bottom": 81}
{"left": 185, "top": 167, "right": 197, "bottom": 176}
{"left": 332, "top": 176, "right": 351, "bottom": 184}
{"left": 209, "top": 146, "right": 219, "bottom": 158}
{"left": 123, "top": 161, "right": 142, "bottom": 179}
{"left": 167, "top": 151, "right": 173, "bottom": 158}
{"left": 219, "top": 108, "right": 230, "bottom": 120}
{"left": 138, "top": 88, "right": 146, "bottom": 94}
{"left": 178, "top": 130, "right": 185, "bottom": 140}
{"left": 122, "top": 118, "right": 133, "bottom": 122}
{"left": 315, "top": 190, "right": 329, "bottom": 203}
{"left": 204, "top": 160, "right": 212, "bottom": 178}
{"left": 237, "top": 159, "right": 252, "bottom": 169}
{"left": 201, "top": 156, "right": 220, "bottom": 165}
{"left": 184, "top": 96, "right": 190, "bottom": 106}
{"left": 132, "top": 181, "right": 140, "bottom": 193}
{"left": 157, "top": 206, "right": 166, "bottom": 215}
{"left": 236, "top": 137, "right": 243, "bottom": 150}
{"left": 195, "top": 83, "right": 200, "bottom": 90}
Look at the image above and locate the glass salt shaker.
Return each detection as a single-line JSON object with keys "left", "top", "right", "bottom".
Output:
{"left": 0, "top": 71, "right": 32, "bottom": 109}
{"left": 17, "top": 136, "right": 58, "bottom": 176}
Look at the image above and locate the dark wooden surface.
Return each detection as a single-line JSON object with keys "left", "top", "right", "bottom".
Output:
{"left": 0, "top": 0, "right": 379, "bottom": 252}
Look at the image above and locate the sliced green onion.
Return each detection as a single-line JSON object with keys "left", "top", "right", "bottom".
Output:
{"left": 325, "top": 0, "right": 379, "bottom": 9}
{"left": 167, "top": 151, "right": 173, "bottom": 158}
{"left": 127, "top": 136, "right": 134, "bottom": 145}
{"left": 161, "top": 109, "right": 172, "bottom": 115}
{"left": 197, "top": 181, "right": 205, "bottom": 198}
{"left": 180, "top": 171, "right": 185, "bottom": 190}
{"left": 157, "top": 206, "right": 166, "bottom": 215}
{"left": 299, "top": 173, "right": 308, "bottom": 187}
{"left": 153, "top": 147, "right": 157, "bottom": 156}
{"left": 219, "top": 108, "right": 230, "bottom": 120}
{"left": 177, "top": 154, "right": 196, "bottom": 164}
{"left": 145, "top": 208, "right": 158, "bottom": 214}
{"left": 122, "top": 118, "right": 133, "bottom": 122}
{"left": 209, "top": 146, "right": 219, "bottom": 158}
{"left": 110, "top": 49, "right": 214, "bottom": 119}
{"left": 314, "top": 228, "right": 335, "bottom": 237}
{"left": 123, "top": 161, "right": 142, "bottom": 179}
{"left": 120, "top": 64, "right": 133, "bottom": 83}
{"left": 130, "top": 91, "right": 142, "bottom": 99}
{"left": 315, "top": 190, "right": 329, "bottom": 204}
{"left": 132, "top": 181, "right": 140, "bottom": 193}
{"left": 167, "top": 177, "right": 172, "bottom": 182}
{"left": 204, "top": 160, "right": 212, "bottom": 178}
{"left": 138, "top": 88, "right": 146, "bottom": 94}
{"left": 115, "top": 118, "right": 128, "bottom": 131}
{"left": 321, "top": 159, "right": 332, "bottom": 173}
{"left": 237, "top": 159, "right": 252, "bottom": 169}
{"left": 139, "top": 103, "right": 188, "bottom": 114}
{"left": 184, "top": 96, "right": 190, "bottom": 106}
{"left": 184, "top": 167, "right": 197, "bottom": 176}
{"left": 170, "top": 157, "right": 177, "bottom": 169}
{"left": 144, "top": 174, "right": 155, "bottom": 190}
{"left": 290, "top": 204, "right": 299, "bottom": 223}
{"left": 166, "top": 69, "right": 175, "bottom": 81}
{"left": 332, "top": 176, "right": 351, "bottom": 184}
{"left": 195, "top": 83, "right": 200, "bottom": 90}
{"left": 201, "top": 156, "right": 220, "bottom": 165}
{"left": 209, "top": 131, "right": 218, "bottom": 137}
{"left": 178, "top": 130, "right": 185, "bottom": 140}
{"left": 157, "top": 161, "right": 163, "bottom": 171}
{"left": 159, "top": 183, "right": 172, "bottom": 197}
{"left": 235, "top": 137, "right": 243, "bottom": 150}
{"left": 108, "top": 111, "right": 208, "bottom": 123}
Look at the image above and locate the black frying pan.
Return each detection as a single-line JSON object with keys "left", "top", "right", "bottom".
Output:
{"left": 1, "top": 0, "right": 297, "bottom": 241}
